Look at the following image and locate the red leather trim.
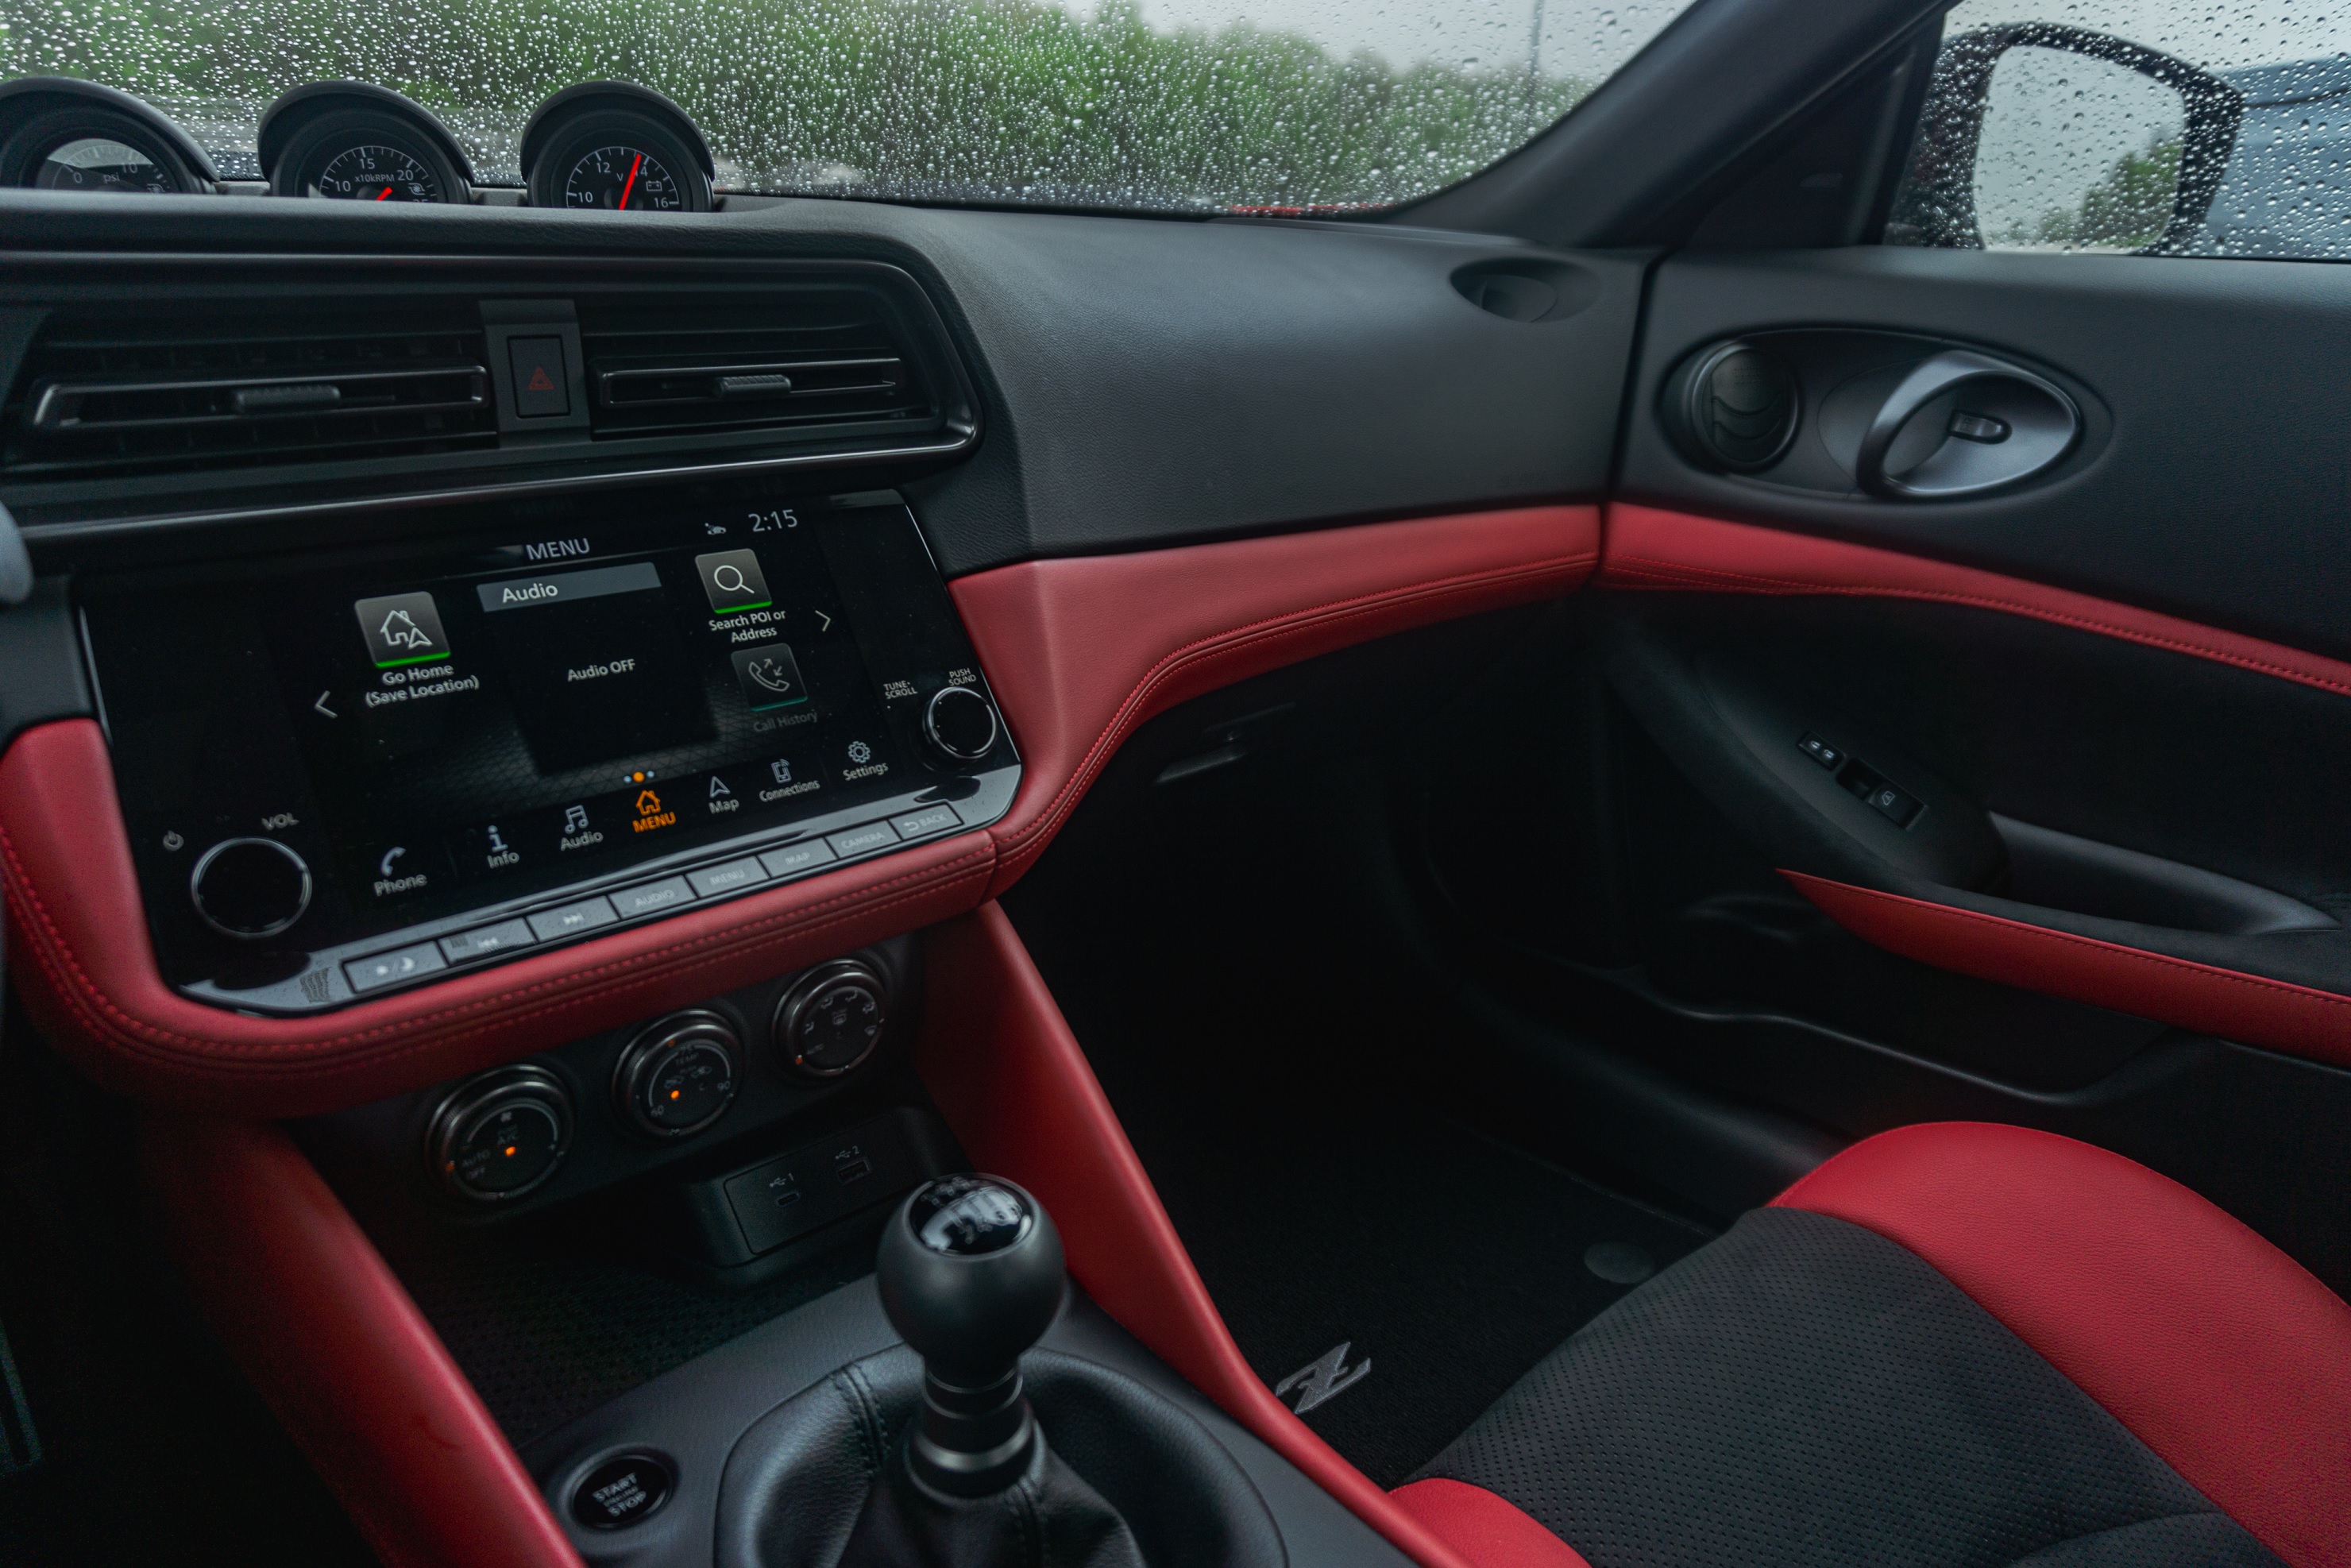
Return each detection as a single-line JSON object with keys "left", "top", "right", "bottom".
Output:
{"left": 3, "top": 505, "right": 1593, "bottom": 1114}
{"left": 1599, "top": 504, "right": 2351, "bottom": 700}
{"left": 952, "top": 504, "right": 1600, "bottom": 896}
{"left": 141, "top": 1114, "right": 580, "bottom": 1568}
{"left": 1388, "top": 1479, "right": 1592, "bottom": 1568}
{"left": 1782, "top": 870, "right": 2351, "bottom": 1070}
{"left": 915, "top": 902, "right": 1478, "bottom": 1568}
{"left": 1774, "top": 1122, "right": 2351, "bottom": 1568}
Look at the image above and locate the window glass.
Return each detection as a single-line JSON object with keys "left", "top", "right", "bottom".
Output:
{"left": 1891, "top": 0, "right": 2351, "bottom": 257}
{"left": 0, "top": 0, "right": 1697, "bottom": 210}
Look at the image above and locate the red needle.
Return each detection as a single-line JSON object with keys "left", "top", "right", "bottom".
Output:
{"left": 374, "top": 186, "right": 392, "bottom": 201}
{"left": 618, "top": 153, "right": 643, "bottom": 210}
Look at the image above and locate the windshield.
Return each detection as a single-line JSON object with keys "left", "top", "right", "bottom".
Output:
{"left": 0, "top": 0, "right": 1695, "bottom": 210}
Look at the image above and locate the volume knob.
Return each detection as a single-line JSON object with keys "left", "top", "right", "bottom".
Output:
{"left": 189, "top": 837, "right": 312, "bottom": 940}
{"left": 921, "top": 686, "right": 999, "bottom": 763}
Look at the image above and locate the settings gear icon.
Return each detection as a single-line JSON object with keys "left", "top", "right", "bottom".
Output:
{"left": 847, "top": 740, "right": 873, "bottom": 764}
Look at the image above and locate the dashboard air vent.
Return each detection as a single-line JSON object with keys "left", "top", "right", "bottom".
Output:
{"left": 3, "top": 315, "right": 496, "bottom": 481}
{"left": 579, "top": 299, "right": 932, "bottom": 439}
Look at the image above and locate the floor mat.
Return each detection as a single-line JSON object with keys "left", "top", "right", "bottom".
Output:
{"left": 1106, "top": 1068, "right": 1713, "bottom": 1486}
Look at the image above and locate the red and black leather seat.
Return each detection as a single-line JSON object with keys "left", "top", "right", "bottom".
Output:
{"left": 1388, "top": 1123, "right": 2351, "bottom": 1568}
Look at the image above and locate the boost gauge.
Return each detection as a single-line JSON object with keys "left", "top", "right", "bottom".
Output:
{"left": 520, "top": 82, "right": 713, "bottom": 213}
{"left": 258, "top": 83, "right": 473, "bottom": 203}
{"left": 0, "top": 79, "right": 214, "bottom": 194}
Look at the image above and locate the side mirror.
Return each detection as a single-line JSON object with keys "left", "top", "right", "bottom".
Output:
{"left": 1888, "top": 22, "right": 2245, "bottom": 254}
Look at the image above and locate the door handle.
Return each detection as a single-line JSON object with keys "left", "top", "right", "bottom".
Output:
{"left": 1856, "top": 350, "right": 2080, "bottom": 499}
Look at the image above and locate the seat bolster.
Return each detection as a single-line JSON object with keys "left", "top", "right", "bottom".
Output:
{"left": 1774, "top": 1122, "right": 2351, "bottom": 1568}
{"left": 1389, "top": 1477, "right": 1592, "bottom": 1568}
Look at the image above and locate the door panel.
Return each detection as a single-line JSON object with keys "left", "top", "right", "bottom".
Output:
{"left": 1395, "top": 235, "right": 2351, "bottom": 1294}
{"left": 1619, "top": 248, "right": 2351, "bottom": 658}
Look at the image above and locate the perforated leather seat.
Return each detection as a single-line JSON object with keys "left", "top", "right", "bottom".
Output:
{"left": 1388, "top": 1123, "right": 2351, "bottom": 1568}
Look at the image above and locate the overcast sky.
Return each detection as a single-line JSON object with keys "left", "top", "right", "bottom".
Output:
{"left": 1946, "top": 0, "right": 2351, "bottom": 68}
{"left": 1076, "top": 0, "right": 1695, "bottom": 79}
{"left": 1081, "top": 0, "right": 2351, "bottom": 77}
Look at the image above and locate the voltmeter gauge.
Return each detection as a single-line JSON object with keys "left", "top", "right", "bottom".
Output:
{"left": 519, "top": 83, "right": 713, "bottom": 213}
{"left": 562, "top": 145, "right": 685, "bottom": 211}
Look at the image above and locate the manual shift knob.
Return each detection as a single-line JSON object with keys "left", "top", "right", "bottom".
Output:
{"left": 877, "top": 1176, "right": 1066, "bottom": 1494}
{"left": 880, "top": 1175, "right": 1065, "bottom": 1386}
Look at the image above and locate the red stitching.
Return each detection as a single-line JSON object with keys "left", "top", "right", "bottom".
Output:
{"left": 994, "top": 550, "right": 1596, "bottom": 872}
{"left": 1604, "top": 554, "right": 2351, "bottom": 700}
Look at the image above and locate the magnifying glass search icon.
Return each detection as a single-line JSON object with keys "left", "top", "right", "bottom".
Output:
{"left": 713, "top": 563, "right": 750, "bottom": 593}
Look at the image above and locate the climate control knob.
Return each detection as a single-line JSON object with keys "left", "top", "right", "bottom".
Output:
{"left": 921, "top": 685, "right": 999, "bottom": 763}
{"left": 774, "top": 959, "right": 889, "bottom": 1078}
{"left": 427, "top": 1065, "right": 573, "bottom": 1203}
{"left": 612, "top": 1010, "right": 742, "bottom": 1139}
{"left": 188, "top": 836, "right": 311, "bottom": 940}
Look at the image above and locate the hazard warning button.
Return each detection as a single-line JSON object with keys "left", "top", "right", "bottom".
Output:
{"left": 508, "top": 336, "right": 571, "bottom": 417}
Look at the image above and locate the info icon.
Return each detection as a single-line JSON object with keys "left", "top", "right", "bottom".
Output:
{"left": 732, "top": 644, "right": 808, "bottom": 711}
{"left": 694, "top": 550, "right": 773, "bottom": 616}
{"left": 353, "top": 592, "right": 451, "bottom": 668}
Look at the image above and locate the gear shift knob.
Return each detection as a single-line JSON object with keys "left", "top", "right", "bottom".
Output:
{"left": 878, "top": 1176, "right": 1066, "bottom": 1493}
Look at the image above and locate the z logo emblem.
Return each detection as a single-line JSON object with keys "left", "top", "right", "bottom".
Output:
{"left": 1275, "top": 1341, "right": 1371, "bottom": 1416}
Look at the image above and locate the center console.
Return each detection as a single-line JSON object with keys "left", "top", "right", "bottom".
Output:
{"left": 78, "top": 488, "right": 1017, "bottom": 1014}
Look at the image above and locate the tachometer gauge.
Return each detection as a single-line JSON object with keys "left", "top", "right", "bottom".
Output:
{"left": 562, "top": 145, "right": 683, "bottom": 211}
{"left": 34, "top": 136, "right": 178, "bottom": 194}
{"left": 0, "top": 80, "right": 213, "bottom": 194}
{"left": 257, "top": 85, "right": 473, "bottom": 204}
{"left": 314, "top": 144, "right": 442, "bottom": 202}
{"left": 519, "top": 83, "right": 714, "bottom": 214}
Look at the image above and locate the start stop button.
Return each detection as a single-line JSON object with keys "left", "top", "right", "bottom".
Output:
{"left": 570, "top": 1451, "right": 674, "bottom": 1530}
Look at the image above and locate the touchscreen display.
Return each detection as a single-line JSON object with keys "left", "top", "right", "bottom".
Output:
{"left": 85, "top": 495, "right": 1005, "bottom": 983}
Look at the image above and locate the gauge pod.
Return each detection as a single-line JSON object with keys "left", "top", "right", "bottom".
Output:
{"left": 257, "top": 83, "right": 473, "bottom": 203}
{"left": 0, "top": 76, "right": 216, "bottom": 195}
{"left": 519, "top": 81, "right": 715, "bottom": 214}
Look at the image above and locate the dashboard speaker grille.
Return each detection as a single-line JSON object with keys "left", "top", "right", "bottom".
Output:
{"left": 2, "top": 315, "right": 497, "bottom": 481}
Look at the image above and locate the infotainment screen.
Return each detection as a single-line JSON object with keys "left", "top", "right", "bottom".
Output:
{"left": 82, "top": 491, "right": 1017, "bottom": 1011}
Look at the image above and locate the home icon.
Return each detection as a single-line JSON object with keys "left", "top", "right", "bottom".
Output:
{"left": 378, "top": 609, "right": 435, "bottom": 653}
{"left": 635, "top": 790, "right": 662, "bottom": 815}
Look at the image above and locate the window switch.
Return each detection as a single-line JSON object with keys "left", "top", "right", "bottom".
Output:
{"left": 1862, "top": 780, "right": 1922, "bottom": 827}
{"left": 1797, "top": 732, "right": 1845, "bottom": 770}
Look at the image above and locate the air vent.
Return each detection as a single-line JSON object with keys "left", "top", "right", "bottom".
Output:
{"left": 579, "top": 299, "right": 932, "bottom": 439}
{"left": 4, "top": 315, "right": 496, "bottom": 481}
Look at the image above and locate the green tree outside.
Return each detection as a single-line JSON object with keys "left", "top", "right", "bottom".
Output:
{"left": 0, "top": 0, "right": 1593, "bottom": 210}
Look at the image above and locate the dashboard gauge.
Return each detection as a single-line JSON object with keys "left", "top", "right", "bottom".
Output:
{"left": 0, "top": 81, "right": 213, "bottom": 194}
{"left": 313, "top": 144, "right": 442, "bottom": 202}
{"left": 562, "top": 145, "right": 684, "bottom": 211}
{"left": 33, "top": 136, "right": 179, "bottom": 194}
{"left": 257, "top": 86, "right": 473, "bottom": 204}
{"left": 519, "top": 83, "right": 714, "bottom": 214}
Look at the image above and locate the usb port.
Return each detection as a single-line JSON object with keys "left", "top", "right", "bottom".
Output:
{"left": 836, "top": 1157, "right": 873, "bottom": 1184}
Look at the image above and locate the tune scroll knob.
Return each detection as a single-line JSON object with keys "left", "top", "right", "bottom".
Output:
{"left": 188, "top": 836, "right": 312, "bottom": 940}
{"left": 921, "top": 685, "right": 999, "bottom": 764}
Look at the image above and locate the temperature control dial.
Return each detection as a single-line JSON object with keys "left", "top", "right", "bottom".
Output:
{"left": 188, "top": 837, "right": 311, "bottom": 940}
{"left": 427, "top": 1066, "right": 573, "bottom": 1203}
{"left": 774, "top": 960, "right": 890, "bottom": 1078}
{"left": 612, "top": 1010, "right": 742, "bottom": 1139}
